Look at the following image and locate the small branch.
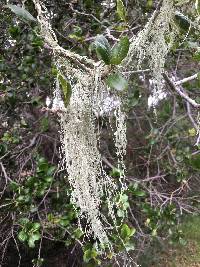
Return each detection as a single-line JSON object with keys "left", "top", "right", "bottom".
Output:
{"left": 175, "top": 73, "right": 199, "bottom": 86}
{"left": 186, "top": 102, "right": 198, "bottom": 130}
{"left": 163, "top": 73, "right": 200, "bottom": 109}
{"left": 0, "top": 162, "right": 12, "bottom": 183}
{"left": 147, "top": 0, "right": 164, "bottom": 29}
{"left": 122, "top": 69, "right": 151, "bottom": 75}
{"left": 102, "top": 156, "right": 115, "bottom": 169}
{"left": 69, "top": 3, "right": 107, "bottom": 29}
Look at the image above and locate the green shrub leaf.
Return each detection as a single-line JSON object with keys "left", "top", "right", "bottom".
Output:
{"left": 121, "top": 224, "right": 136, "bottom": 239}
{"left": 6, "top": 5, "right": 37, "bottom": 22}
{"left": 32, "top": 222, "right": 40, "bottom": 231}
{"left": 117, "top": 0, "right": 127, "bottom": 21}
{"left": 83, "top": 248, "right": 98, "bottom": 263}
{"left": 58, "top": 74, "right": 72, "bottom": 108}
{"left": 110, "top": 36, "right": 130, "bottom": 65}
{"left": 190, "top": 154, "right": 200, "bottom": 170}
{"left": 94, "top": 35, "right": 111, "bottom": 65}
{"left": 28, "top": 232, "right": 41, "bottom": 248}
{"left": 106, "top": 73, "right": 128, "bottom": 91}
{"left": 18, "top": 230, "right": 28, "bottom": 242}
{"left": 174, "top": 11, "right": 191, "bottom": 31}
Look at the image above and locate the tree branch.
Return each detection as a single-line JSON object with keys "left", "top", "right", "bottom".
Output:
{"left": 163, "top": 73, "right": 200, "bottom": 109}
{"left": 175, "top": 73, "right": 199, "bottom": 86}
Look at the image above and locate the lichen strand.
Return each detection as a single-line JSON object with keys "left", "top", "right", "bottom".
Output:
{"left": 125, "top": 0, "right": 174, "bottom": 102}
{"left": 33, "top": 0, "right": 127, "bottom": 244}
{"left": 60, "top": 79, "right": 106, "bottom": 243}
{"left": 114, "top": 105, "right": 127, "bottom": 187}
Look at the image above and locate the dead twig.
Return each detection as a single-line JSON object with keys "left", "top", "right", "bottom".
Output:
{"left": 163, "top": 73, "right": 200, "bottom": 109}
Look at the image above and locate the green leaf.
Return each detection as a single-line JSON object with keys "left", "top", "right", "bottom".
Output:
{"left": 59, "top": 217, "right": 70, "bottom": 227}
{"left": 32, "top": 222, "right": 40, "bottom": 231}
{"left": 134, "top": 190, "right": 146, "bottom": 197}
{"left": 106, "top": 73, "right": 128, "bottom": 91}
{"left": 28, "top": 232, "right": 41, "bottom": 248}
{"left": 8, "top": 26, "right": 20, "bottom": 39}
{"left": 47, "top": 166, "right": 56, "bottom": 176}
{"left": 37, "top": 162, "right": 48, "bottom": 173}
{"left": 128, "top": 90, "right": 140, "bottom": 107}
{"left": 195, "top": 0, "right": 200, "bottom": 12}
{"left": 129, "top": 227, "right": 136, "bottom": 237}
{"left": 18, "top": 230, "right": 28, "bottom": 242}
{"left": 121, "top": 224, "right": 136, "bottom": 239}
{"left": 0, "top": 143, "right": 7, "bottom": 156}
{"left": 110, "top": 36, "right": 129, "bottom": 65}
{"left": 9, "top": 181, "right": 19, "bottom": 191}
{"left": 190, "top": 154, "right": 200, "bottom": 170}
{"left": 125, "top": 241, "right": 135, "bottom": 251}
{"left": 110, "top": 167, "right": 123, "bottom": 178}
{"left": 174, "top": 11, "right": 191, "bottom": 31}
{"left": 146, "top": 0, "right": 153, "bottom": 8}
{"left": 6, "top": 5, "right": 37, "bottom": 22}
{"left": 116, "top": 0, "right": 127, "bottom": 21}
{"left": 94, "top": 35, "right": 111, "bottom": 65}
{"left": 44, "top": 176, "right": 53, "bottom": 183}
{"left": 83, "top": 248, "right": 98, "bottom": 263}
{"left": 73, "top": 228, "right": 84, "bottom": 239}
{"left": 58, "top": 74, "right": 72, "bottom": 108}
{"left": 18, "top": 217, "right": 29, "bottom": 226}
{"left": 40, "top": 117, "right": 49, "bottom": 132}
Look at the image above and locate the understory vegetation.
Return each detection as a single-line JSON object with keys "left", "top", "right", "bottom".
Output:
{"left": 0, "top": 0, "right": 200, "bottom": 266}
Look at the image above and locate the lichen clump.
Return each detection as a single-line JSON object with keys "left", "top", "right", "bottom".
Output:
{"left": 125, "top": 0, "right": 175, "bottom": 106}
{"left": 33, "top": 0, "right": 127, "bottom": 244}
{"left": 32, "top": 0, "right": 178, "bottom": 244}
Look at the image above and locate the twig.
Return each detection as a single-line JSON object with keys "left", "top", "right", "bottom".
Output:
{"left": 0, "top": 162, "right": 13, "bottom": 182}
{"left": 163, "top": 73, "right": 200, "bottom": 109}
{"left": 102, "top": 156, "right": 115, "bottom": 169}
{"left": 122, "top": 69, "right": 151, "bottom": 75}
{"left": 175, "top": 73, "right": 199, "bottom": 86}
{"left": 186, "top": 101, "right": 198, "bottom": 130}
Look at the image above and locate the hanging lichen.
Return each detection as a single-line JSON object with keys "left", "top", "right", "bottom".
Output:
{"left": 32, "top": 0, "right": 127, "bottom": 245}
{"left": 125, "top": 0, "right": 175, "bottom": 106}
{"left": 32, "top": 0, "right": 192, "bottom": 245}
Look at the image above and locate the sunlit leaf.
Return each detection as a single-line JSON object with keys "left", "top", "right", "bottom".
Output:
{"left": 58, "top": 74, "right": 72, "bottom": 108}
{"left": 116, "top": 0, "right": 127, "bottom": 21}
{"left": 121, "top": 224, "right": 136, "bottom": 239}
{"left": 106, "top": 73, "right": 128, "bottom": 91}
{"left": 174, "top": 11, "right": 191, "bottom": 31}
{"left": 18, "top": 230, "right": 28, "bottom": 242}
{"left": 28, "top": 232, "right": 41, "bottom": 248}
{"left": 94, "top": 35, "right": 111, "bottom": 65}
{"left": 6, "top": 5, "right": 37, "bottom": 22}
{"left": 110, "top": 36, "right": 130, "bottom": 65}
{"left": 195, "top": 0, "right": 200, "bottom": 12}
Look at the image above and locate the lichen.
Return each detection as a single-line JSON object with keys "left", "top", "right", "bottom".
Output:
{"left": 125, "top": 0, "right": 175, "bottom": 106}
{"left": 33, "top": 0, "right": 127, "bottom": 245}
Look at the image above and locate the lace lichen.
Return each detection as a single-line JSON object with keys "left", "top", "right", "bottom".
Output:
{"left": 33, "top": 0, "right": 127, "bottom": 245}
{"left": 125, "top": 0, "right": 175, "bottom": 106}
{"left": 33, "top": 0, "right": 194, "bottom": 248}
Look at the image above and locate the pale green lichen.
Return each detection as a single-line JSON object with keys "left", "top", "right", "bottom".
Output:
{"left": 33, "top": 0, "right": 127, "bottom": 244}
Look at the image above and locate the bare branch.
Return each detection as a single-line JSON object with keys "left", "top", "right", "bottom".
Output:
{"left": 175, "top": 73, "right": 199, "bottom": 86}
{"left": 163, "top": 73, "right": 200, "bottom": 109}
